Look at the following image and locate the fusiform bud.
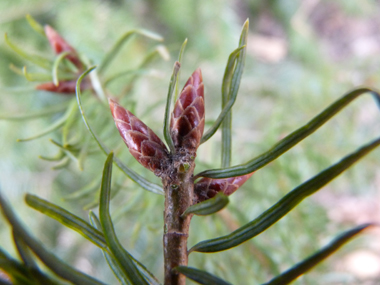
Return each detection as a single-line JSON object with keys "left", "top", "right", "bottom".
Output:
{"left": 45, "top": 25, "right": 82, "bottom": 69}
{"left": 170, "top": 68, "right": 205, "bottom": 153}
{"left": 36, "top": 80, "right": 90, "bottom": 94}
{"left": 109, "top": 99, "right": 169, "bottom": 176}
{"left": 194, "top": 173, "right": 254, "bottom": 202}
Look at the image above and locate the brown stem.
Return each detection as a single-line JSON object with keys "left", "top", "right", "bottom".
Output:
{"left": 163, "top": 152, "right": 195, "bottom": 285}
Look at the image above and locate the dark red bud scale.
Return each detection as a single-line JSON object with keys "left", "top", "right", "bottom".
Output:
{"left": 36, "top": 80, "right": 90, "bottom": 94}
{"left": 170, "top": 68, "right": 205, "bottom": 152}
{"left": 194, "top": 173, "right": 254, "bottom": 202}
{"left": 109, "top": 99, "right": 169, "bottom": 176}
{"left": 45, "top": 25, "right": 82, "bottom": 69}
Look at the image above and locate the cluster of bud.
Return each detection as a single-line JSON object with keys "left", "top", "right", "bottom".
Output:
{"left": 36, "top": 26, "right": 88, "bottom": 94}
{"left": 110, "top": 69, "right": 253, "bottom": 198}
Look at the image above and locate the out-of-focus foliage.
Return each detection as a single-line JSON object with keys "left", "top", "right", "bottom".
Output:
{"left": 0, "top": 0, "right": 380, "bottom": 284}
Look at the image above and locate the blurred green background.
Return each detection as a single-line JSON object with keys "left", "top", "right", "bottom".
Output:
{"left": 0, "top": 0, "right": 380, "bottom": 284}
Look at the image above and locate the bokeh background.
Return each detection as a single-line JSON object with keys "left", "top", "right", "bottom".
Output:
{"left": 1, "top": 0, "right": 380, "bottom": 284}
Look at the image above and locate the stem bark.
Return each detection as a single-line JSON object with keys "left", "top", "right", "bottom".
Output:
{"left": 163, "top": 154, "right": 195, "bottom": 285}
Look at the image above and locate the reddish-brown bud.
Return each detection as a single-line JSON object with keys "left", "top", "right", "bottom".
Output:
{"left": 194, "top": 173, "right": 254, "bottom": 202}
{"left": 170, "top": 68, "right": 205, "bottom": 152}
{"left": 45, "top": 25, "right": 82, "bottom": 68}
{"left": 36, "top": 80, "right": 90, "bottom": 94}
{"left": 109, "top": 99, "right": 169, "bottom": 176}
